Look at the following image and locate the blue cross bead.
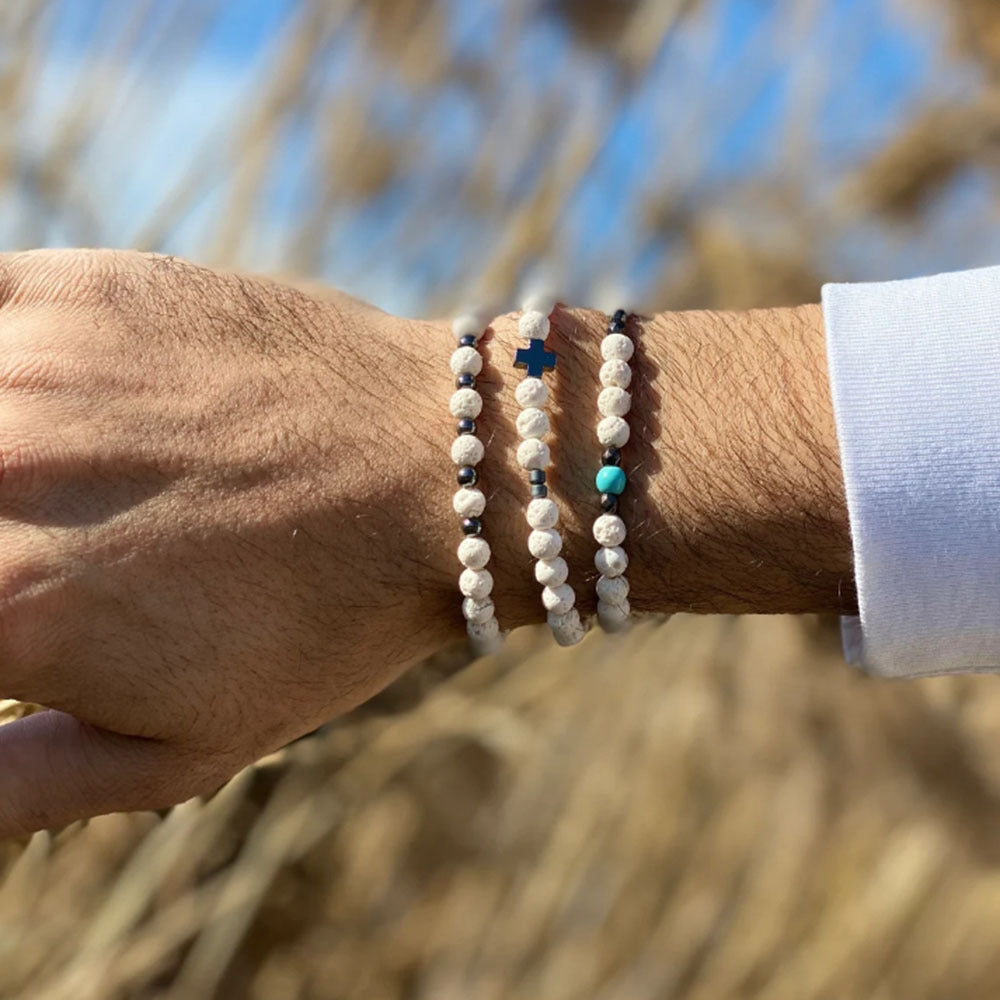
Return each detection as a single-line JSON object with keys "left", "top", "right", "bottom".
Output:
{"left": 514, "top": 338, "right": 557, "bottom": 377}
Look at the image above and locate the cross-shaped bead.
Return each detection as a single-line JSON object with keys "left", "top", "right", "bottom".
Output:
{"left": 514, "top": 339, "right": 557, "bottom": 377}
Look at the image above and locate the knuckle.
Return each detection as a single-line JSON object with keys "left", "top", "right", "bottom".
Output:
{"left": 0, "top": 437, "right": 62, "bottom": 500}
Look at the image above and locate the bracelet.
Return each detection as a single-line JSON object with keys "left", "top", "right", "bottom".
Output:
{"left": 513, "top": 297, "right": 587, "bottom": 646}
{"left": 593, "top": 309, "right": 633, "bottom": 630}
{"left": 450, "top": 312, "right": 502, "bottom": 654}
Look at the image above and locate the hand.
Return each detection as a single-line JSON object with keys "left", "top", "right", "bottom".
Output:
{"left": 0, "top": 249, "right": 459, "bottom": 834}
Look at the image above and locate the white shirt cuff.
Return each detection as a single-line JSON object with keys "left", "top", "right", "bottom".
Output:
{"left": 822, "top": 266, "right": 1000, "bottom": 677}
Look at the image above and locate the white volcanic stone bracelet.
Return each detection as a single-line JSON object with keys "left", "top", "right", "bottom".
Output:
{"left": 513, "top": 298, "right": 586, "bottom": 647}
{"left": 450, "top": 312, "right": 502, "bottom": 654}
{"left": 593, "top": 310, "right": 634, "bottom": 631}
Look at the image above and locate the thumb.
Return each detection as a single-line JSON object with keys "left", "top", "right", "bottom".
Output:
{"left": 0, "top": 710, "right": 227, "bottom": 836}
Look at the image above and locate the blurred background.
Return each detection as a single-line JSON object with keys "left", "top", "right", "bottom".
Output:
{"left": 2, "top": 1, "right": 1000, "bottom": 998}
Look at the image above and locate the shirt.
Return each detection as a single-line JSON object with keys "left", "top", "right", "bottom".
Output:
{"left": 822, "top": 266, "right": 1000, "bottom": 678}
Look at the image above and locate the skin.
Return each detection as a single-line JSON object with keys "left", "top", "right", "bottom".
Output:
{"left": 0, "top": 248, "right": 854, "bottom": 836}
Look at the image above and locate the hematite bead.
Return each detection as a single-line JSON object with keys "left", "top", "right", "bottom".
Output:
{"left": 462, "top": 517, "right": 482, "bottom": 536}
{"left": 457, "top": 418, "right": 476, "bottom": 435}
{"left": 459, "top": 334, "right": 477, "bottom": 347}
{"left": 456, "top": 373, "right": 476, "bottom": 389}
{"left": 612, "top": 309, "right": 627, "bottom": 325}
{"left": 602, "top": 446, "right": 622, "bottom": 466}
{"left": 609, "top": 319, "right": 625, "bottom": 333}
{"left": 529, "top": 469, "right": 546, "bottom": 485}
{"left": 600, "top": 492, "right": 619, "bottom": 513}
{"left": 531, "top": 484, "right": 548, "bottom": 498}
{"left": 457, "top": 466, "right": 478, "bottom": 486}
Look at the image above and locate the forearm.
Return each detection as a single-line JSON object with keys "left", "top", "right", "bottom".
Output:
{"left": 404, "top": 302, "right": 854, "bottom": 634}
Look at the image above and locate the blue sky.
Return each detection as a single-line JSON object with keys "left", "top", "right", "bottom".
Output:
{"left": 8, "top": 0, "right": 994, "bottom": 315}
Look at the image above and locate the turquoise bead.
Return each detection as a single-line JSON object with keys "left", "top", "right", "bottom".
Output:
{"left": 595, "top": 465, "right": 626, "bottom": 495}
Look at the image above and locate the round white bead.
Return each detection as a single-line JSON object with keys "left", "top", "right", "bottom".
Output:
{"left": 516, "top": 407, "right": 549, "bottom": 439}
{"left": 594, "top": 514, "right": 627, "bottom": 547}
{"left": 528, "top": 528, "right": 562, "bottom": 560}
{"left": 600, "top": 359, "right": 632, "bottom": 389}
{"left": 601, "top": 333, "right": 634, "bottom": 362}
{"left": 517, "top": 438, "right": 551, "bottom": 470}
{"left": 596, "top": 573, "right": 630, "bottom": 605}
{"left": 459, "top": 567, "right": 493, "bottom": 600}
{"left": 450, "top": 388, "right": 482, "bottom": 419}
{"left": 457, "top": 537, "right": 491, "bottom": 570}
{"left": 548, "top": 608, "right": 587, "bottom": 646}
{"left": 597, "top": 415, "right": 630, "bottom": 448}
{"left": 595, "top": 545, "right": 628, "bottom": 577}
{"left": 453, "top": 487, "right": 486, "bottom": 517}
{"left": 523, "top": 290, "right": 557, "bottom": 314}
{"left": 526, "top": 497, "right": 559, "bottom": 529}
{"left": 462, "top": 596, "right": 495, "bottom": 624}
{"left": 598, "top": 599, "right": 631, "bottom": 631}
{"left": 535, "top": 556, "right": 568, "bottom": 587}
{"left": 515, "top": 378, "right": 548, "bottom": 408}
{"left": 452, "top": 314, "right": 484, "bottom": 340}
{"left": 598, "top": 387, "right": 631, "bottom": 417}
{"left": 451, "top": 435, "right": 485, "bottom": 466}
{"left": 467, "top": 616, "right": 502, "bottom": 654}
{"left": 518, "top": 310, "right": 550, "bottom": 340}
{"left": 450, "top": 346, "right": 483, "bottom": 376}
{"left": 542, "top": 583, "right": 576, "bottom": 615}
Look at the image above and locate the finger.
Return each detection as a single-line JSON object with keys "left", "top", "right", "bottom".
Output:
{"left": 0, "top": 710, "right": 228, "bottom": 836}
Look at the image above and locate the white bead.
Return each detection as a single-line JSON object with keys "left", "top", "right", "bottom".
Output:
{"left": 459, "top": 567, "right": 493, "bottom": 600}
{"left": 450, "top": 346, "right": 483, "bottom": 376}
{"left": 452, "top": 314, "right": 484, "bottom": 340}
{"left": 467, "top": 616, "right": 502, "bottom": 654}
{"left": 462, "top": 596, "right": 495, "bottom": 624}
{"left": 451, "top": 435, "right": 485, "bottom": 466}
{"left": 450, "top": 388, "right": 482, "bottom": 419}
{"left": 519, "top": 310, "right": 550, "bottom": 340}
{"left": 517, "top": 438, "right": 551, "bottom": 470}
{"left": 526, "top": 497, "right": 559, "bottom": 529}
{"left": 453, "top": 487, "right": 486, "bottom": 517}
{"left": 596, "top": 574, "right": 629, "bottom": 605}
{"left": 457, "top": 537, "right": 491, "bottom": 570}
{"left": 601, "top": 333, "right": 634, "bottom": 362}
{"left": 547, "top": 608, "right": 587, "bottom": 646}
{"left": 542, "top": 583, "right": 576, "bottom": 615}
{"left": 535, "top": 556, "right": 568, "bottom": 587}
{"left": 528, "top": 528, "right": 562, "bottom": 560}
{"left": 516, "top": 407, "right": 549, "bottom": 439}
{"left": 597, "top": 415, "right": 630, "bottom": 448}
{"left": 594, "top": 514, "right": 627, "bottom": 547}
{"left": 598, "top": 387, "right": 631, "bottom": 417}
{"left": 599, "top": 359, "right": 632, "bottom": 389}
{"left": 595, "top": 545, "right": 628, "bottom": 577}
{"left": 523, "top": 290, "right": 557, "bottom": 314}
{"left": 598, "top": 599, "right": 631, "bottom": 631}
{"left": 515, "top": 378, "right": 548, "bottom": 408}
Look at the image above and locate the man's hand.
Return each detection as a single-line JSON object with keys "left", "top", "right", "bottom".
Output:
{"left": 0, "top": 249, "right": 463, "bottom": 834}
{"left": 0, "top": 249, "right": 853, "bottom": 835}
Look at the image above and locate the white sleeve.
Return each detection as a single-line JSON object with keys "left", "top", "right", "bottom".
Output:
{"left": 822, "top": 266, "right": 1000, "bottom": 678}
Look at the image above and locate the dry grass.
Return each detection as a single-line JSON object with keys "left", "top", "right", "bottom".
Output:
{"left": 0, "top": 0, "right": 997, "bottom": 997}
{"left": 3, "top": 616, "right": 1000, "bottom": 998}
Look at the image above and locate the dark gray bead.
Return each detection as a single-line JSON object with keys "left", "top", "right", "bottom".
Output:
{"left": 531, "top": 484, "right": 548, "bottom": 498}
{"left": 461, "top": 517, "right": 482, "bottom": 536}
{"left": 456, "top": 373, "right": 476, "bottom": 389}
{"left": 529, "top": 469, "right": 546, "bottom": 485}
{"left": 457, "top": 418, "right": 476, "bottom": 435}
{"left": 457, "top": 466, "right": 478, "bottom": 486}
{"left": 600, "top": 492, "right": 619, "bottom": 513}
{"left": 602, "top": 447, "right": 622, "bottom": 466}
{"left": 459, "top": 334, "right": 477, "bottom": 347}
{"left": 612, "top": 309, "right": 627, "bottom": 325}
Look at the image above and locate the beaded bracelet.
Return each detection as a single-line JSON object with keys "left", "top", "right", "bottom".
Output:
{"left": 450, "top": 312, "right": 502, "bottom": 654}
{"left": 513, "top": 297, "right": 587, "bottom": 647}
{"left": 593, "top": 309, "right": 633, "bottom": 631}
